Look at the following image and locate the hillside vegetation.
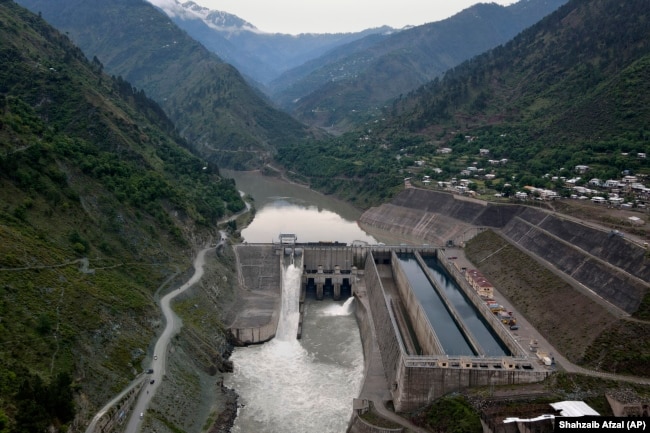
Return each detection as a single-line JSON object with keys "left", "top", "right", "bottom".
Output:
{"left": 16, "top": 0, "right": 316, "bottom": 170}
{"left": 0, "top": 2, "right": 242, "bottom": 431}
{"left": 275, "top": 0, "right": 649, "bottom": 207}
{"left": 271, "top": 0, "right": 568, "bottom": 131}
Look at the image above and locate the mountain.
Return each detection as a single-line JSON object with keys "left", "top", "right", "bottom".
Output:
{"left": 391, "top": 0, "right": 650, "bottom": 171}
{"left": 273, "top": 0, "right": 650, "bottom": 207}
{"left": 149, "top": 0, "right": 394, "bottom": 86}
{"left": 16, "top": 0, "right": 315, "bottom": 170}
{"left": 270, "top": 0, "right": 569, "bottom": 132}
{"left": 0, "top": 1, "right": 242, "bottom": 430}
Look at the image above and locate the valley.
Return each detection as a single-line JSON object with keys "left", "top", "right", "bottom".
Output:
{"left": 2, "top": 0, "right": 650, "bottom": 432}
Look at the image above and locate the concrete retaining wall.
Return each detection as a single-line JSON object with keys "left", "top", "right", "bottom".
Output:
{"left": 502, "top": 216, "right": 646, "bottom": 313}
{"left": 432, "top": 250, "right": 525, "bottom": 357}
{"left": 364, "top": 248, "right": 548, "bottom": 413}
{"left": 229, "top": 323, "right": 278, "bottom": 345}
{"left": 303, "top": 246, "right": 366, "bottom": 271}
{"left": 389, "top": 251, "right": 444, "bottom": 356}
{"left": 360, "top": 188, "right": 649, "bottom": 315}
{"left": 349, "top": 414, "right": 404, "bottom": 433}
{"left": 393, "top": 359, "right": 549, "bottom": 412}
{"left": 359, "top": 203, "right": 472, "bottom": 246}
{"left": 354, "top": 290, "right": 375, "bottom": 380}
{"left": 229, "top": 245, "right": 281, "bottom": 344}
{"left": 364, "top": 253, "right": 404, "bottom": 395}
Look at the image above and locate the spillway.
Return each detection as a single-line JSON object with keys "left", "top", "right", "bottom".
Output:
{"left": 397, "top": 253, "right": 476, "bottom": 356}
{"left": 422, "top": 255, "right": 510, "bottom": 357}
{"left": 226, "top": 255, "right": 363, "bottom": 433}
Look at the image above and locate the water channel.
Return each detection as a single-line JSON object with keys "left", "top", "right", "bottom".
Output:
{"left": 222, "top": 170, "right": 374, "bottom": 433}
{"left": 396, "top": 253, "right": 476, "bottom": 356}
{"left": 421, "top": 256, "right": 510, "bottom": 357}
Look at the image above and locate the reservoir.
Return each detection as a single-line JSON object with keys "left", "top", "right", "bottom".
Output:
{"left": 223, "top": 170, "right": 376, "bottom": 244}
{"left": 222, "top": 170, "right": 370, "bottom": 433}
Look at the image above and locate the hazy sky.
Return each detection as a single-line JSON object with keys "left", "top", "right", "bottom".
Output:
{"left": 190, "top": 0, "right": 515, "bottom": 34}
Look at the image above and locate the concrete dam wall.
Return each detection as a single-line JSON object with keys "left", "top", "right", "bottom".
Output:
{"left": 229, "top": 243, "right": 548, "bottom": 413}
{"left": 360, "top": 189, "right": 649, "bottom": 315}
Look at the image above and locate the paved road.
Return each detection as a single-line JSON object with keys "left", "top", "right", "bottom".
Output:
{"left": 85, "top": 195, "right": 251, "bottom": 433}
{"left": 84, "top": 374, "right": 146, "bottom": 433}
{"left": 123, "top": 247, "right": 211, "bottom": 433}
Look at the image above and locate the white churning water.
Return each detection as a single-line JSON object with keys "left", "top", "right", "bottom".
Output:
{"left": 226, "top": 262, "right": 364, "bottom": 433}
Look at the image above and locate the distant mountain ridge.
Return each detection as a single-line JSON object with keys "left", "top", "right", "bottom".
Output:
{"left": 270, "top": 0, "right": 569, "bottom": 131}
{"left": 151, "top": 0, "right": 395, "bottom": 85}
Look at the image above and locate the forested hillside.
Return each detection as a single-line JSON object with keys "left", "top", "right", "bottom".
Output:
{"left": 393, "top": 0, "right": 650, "bottom": 174}
{"left": 0, "top": 2, "right": 241, "bottom": 431}
{"left": 276, "top": 0, "right": 650, "bottom": 206}
{"left": 16, "top": 0, "right": 316, "bottom": 169}
{"left": 270, "top": 0, "right": 567, "bottom": 131}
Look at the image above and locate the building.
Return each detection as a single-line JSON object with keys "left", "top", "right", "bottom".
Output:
{"left": 465, "top": 269, "right": 494, "bottom": 297}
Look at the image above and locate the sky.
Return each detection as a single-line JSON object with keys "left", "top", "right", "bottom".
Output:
{"left": 190, "top": 0, "right": 515, "bottom": 35}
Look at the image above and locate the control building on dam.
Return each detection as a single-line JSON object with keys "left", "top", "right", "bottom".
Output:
{"left": 228, "top": 237, "right": 550, "bottom": 411}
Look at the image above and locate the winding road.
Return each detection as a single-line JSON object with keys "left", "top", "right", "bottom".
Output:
{"left": 83, "top": 246, "right": 213, "bottom": 433}
{"left": 85, "top": 192, "right": 251, "bottom": 433}
{"left": 124, "top": 246, "right": 211, "bottom": 433}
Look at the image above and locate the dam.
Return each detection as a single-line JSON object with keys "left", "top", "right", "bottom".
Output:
{"left": 228, "top": 236, "right": 550, "bottom": 413}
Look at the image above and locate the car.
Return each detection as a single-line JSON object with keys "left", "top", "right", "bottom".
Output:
{"left": 146, "top": 369, "right": 153, "bottom": 374}
{"left": 150, "top": 379, "right": 155, "bottom": 385}
{"left": 139, "top": 412, "right": 144, "bottom": 419}
{"left": 510, "top": 325, "right": 519, "bottom": 330}
{"left": 154, "top": 355, "right": 158, "bottom": 360}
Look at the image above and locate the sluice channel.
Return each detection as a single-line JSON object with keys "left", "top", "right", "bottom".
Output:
{"left": 422, "top": 255, "right": 511, "bottom": 357}
{"left": 396, "top": 253, "right": 476, "bottom": 356}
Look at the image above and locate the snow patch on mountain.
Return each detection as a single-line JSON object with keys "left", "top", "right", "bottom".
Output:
{"left": 145, "top": 0, "right": 263, "bottom": 34}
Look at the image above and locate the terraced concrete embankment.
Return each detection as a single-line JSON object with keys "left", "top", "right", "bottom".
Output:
{"left": 359, "top": 188, "right": 649, "bottom": 316}
{"left": 501, "top": 208, "right": 648, "bottom": 314}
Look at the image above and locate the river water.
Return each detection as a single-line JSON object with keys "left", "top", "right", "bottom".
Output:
{"left": 223, "top": 170, "right": 377, "bottom": 244}
{"left": 222, "top": 170, "right": 371, "bottom": 433}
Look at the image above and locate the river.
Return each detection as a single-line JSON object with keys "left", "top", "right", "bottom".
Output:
{"left": 222, "top": 170, "right": 373, "bottom": 433}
